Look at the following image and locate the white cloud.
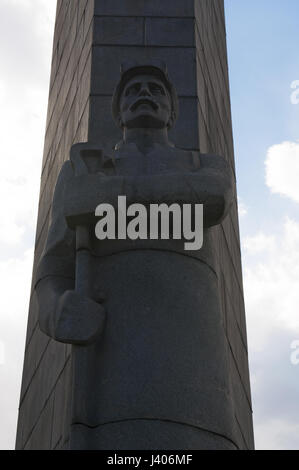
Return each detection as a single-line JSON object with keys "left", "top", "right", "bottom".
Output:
{"left": 244, "top": 218, "right": 299, "bottom": 346}
{"left": 238, "top": 197, "right": 248, "bottom": 218}
{"left": 265, "top": 141, "right": 299, "bottom": 203}
{"left": 0, "top": 0, "right": 56, "bottom": 256}
{"left": 0, "top": 249, "right": 34, "bottom": 450}
{"left": 254, "top": 418, "right": 299, "bottom": 450}
{"left": 243, "top": 232, "right": 275, "bottom": 254}
{"left": 0, "top": 0, "right": 56, "bottom": 450}
{"left": 243, "top": 217, "right": 299, "bottom": 449}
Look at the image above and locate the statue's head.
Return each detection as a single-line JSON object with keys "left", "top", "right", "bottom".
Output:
{"left": 112, "top": 61, "right": 179, "bottom": 131}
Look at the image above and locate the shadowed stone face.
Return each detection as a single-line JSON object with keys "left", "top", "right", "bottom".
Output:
{"left": 119, "top": 74, "right": 172, "bottom": 129}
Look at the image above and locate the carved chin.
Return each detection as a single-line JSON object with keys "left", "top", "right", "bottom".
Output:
{"left": 125, "top": 114, "right": 167, "bottom": 129}
{"left": 125, "top": 113, "right": 166, "bottom": 129}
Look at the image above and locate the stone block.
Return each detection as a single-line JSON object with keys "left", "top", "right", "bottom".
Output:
{"left": 94, "top": 0, "right": 195, "bottom": 17}
{"left": 51, "top": 357, "right": 72, "bottom": 449}
{"left": 91, "top": 46, "right": 197, "bottom": 96}
{"left": 94, "top": 17, "right": 144, "bottom": 45}
{"left": 24, "top": 393, "right": 54, "bottom": 450}
{"left": 229, "top": 352, "right": 254, "bottom": 450}
{"left": 146, "top": 18, "right": 195, "bottom": 47}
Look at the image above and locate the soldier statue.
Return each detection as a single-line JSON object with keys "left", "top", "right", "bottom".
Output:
{"left": 35, "top": 62, "right": 236, "bottom": 450}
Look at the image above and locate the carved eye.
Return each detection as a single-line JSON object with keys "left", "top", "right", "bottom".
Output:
{"left": 149, "top": 83, "right": 165, "bottom": 95}
{"left": 125, "top": 83, "right": 141, "bottom": 96}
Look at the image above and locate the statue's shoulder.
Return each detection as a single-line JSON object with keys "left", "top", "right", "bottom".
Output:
{"left": 199, "top": 153, "right": 232, "bottom": 172}
{"left": 171, "top": 147, "right": 201, "bottom": 170}
{"left": 58, "top": 159, "right": 74, "bottom": 178}
{"left": 68, "top": 143, "right": 115, "bottom": 176}
{"left": 50, "top": 160, "right": 75, "bottom": 218}
{"left": 54, "top": 160, "right": 74, "bottom": 194}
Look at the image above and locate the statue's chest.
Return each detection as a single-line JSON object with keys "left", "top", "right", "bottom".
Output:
{"left": 113, "top": 150, "right": 199, "bottom": 176}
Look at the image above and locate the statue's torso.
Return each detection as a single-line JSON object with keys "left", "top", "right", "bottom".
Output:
{"left": 112, "top": 142, "right": 200, "bottom": 176}
{"left": 40, "top": 142, "right": 235, "bottom": 449}
{"left": 89, "top": 142, "right": 217, "bottom": 272}
{"left": 69, "top": 143, "right": 235, "bottom": 449}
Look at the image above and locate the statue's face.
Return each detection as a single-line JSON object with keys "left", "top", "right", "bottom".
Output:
{"left": 119, "top": 74, "right": 172, "bottom": 129}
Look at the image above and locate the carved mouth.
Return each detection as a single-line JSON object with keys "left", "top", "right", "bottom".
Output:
{"left": 130, "top": 99, "right": 159, "bottom": 112}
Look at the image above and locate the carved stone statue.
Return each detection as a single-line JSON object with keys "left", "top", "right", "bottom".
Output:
{"left": 35, "top": 62, "right": 236, "bottom": 450}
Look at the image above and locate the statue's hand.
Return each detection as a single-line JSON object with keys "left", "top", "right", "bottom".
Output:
{"left": 64, "top": 174, "right": 125, "bottom": 229}
{"left": 54, "top": 290, "right": 106, "bottom": 345}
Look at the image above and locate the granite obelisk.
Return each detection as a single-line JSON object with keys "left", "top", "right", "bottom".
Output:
{"left": 16, "top": 1, "right": 254, "bottom": 450}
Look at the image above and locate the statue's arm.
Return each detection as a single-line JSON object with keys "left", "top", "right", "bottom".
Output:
{"left": 35, "top": 161, "right": 105, "bottom": 345}
{"left": 63, "top": 154, "right": 234, "bottom": 229}
{"left": 128, "top": 154, "right": 234, "bottom": 227}
{"left": 189, "top": 153, "right": 234, "bottom": 226}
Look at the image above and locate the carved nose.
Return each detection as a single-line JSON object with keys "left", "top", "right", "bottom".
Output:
{"left": 139, "top": 87, "right": 151, "bottom": 97}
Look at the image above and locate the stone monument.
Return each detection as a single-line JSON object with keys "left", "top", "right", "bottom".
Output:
{"left": 16, "top": 1, "right": 254, "bottom": 450}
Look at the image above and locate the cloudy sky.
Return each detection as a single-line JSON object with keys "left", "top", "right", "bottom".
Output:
{"left": 0, "top": 0, "right": 298, "bottom": 450}
{"left": 226, "top": 0, "right": 299, "bottom": 450}
{"left": 0, "top": 0, "right": 56, "bottom": 450}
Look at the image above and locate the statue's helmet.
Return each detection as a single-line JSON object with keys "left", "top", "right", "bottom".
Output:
{"left": 112, "top": 60, "right": 179, "bottom": 129}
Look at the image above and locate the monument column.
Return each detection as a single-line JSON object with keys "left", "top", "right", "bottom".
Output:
{"left": 16, "top": 0, "right": 254, "bottom": 450}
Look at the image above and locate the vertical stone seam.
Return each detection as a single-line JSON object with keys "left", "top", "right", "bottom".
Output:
{"left": 143, "top": 17, "right": 147, "bottom": 46}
